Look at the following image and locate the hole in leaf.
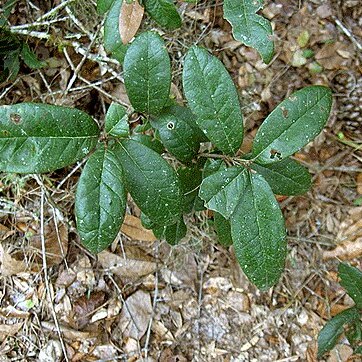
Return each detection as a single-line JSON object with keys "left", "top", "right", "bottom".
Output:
{"left": 166, "top": 121, "right": 175, "bottom": 130}
{"left": 269, "top": 149, "right": 282, "bottom": 160}
{"left": 10, "top": 113, "right": 21, "bottom": 124}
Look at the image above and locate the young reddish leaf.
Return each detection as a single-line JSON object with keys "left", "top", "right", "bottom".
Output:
{"left": 119, "top": 0, "right": 144, "bottom": 45}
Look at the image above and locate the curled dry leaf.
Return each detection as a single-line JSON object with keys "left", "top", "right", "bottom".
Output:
{"left": 118, "top": 290, "right": 152, "bottom": 339}
{"left": 98, "top": 250, "right": 157, "bottom": 281}
{"left": 121, "top": 214, "right": 156, "bottom": 242}
{"left": 119, "top": 0, "right": 144, "bottom": 45}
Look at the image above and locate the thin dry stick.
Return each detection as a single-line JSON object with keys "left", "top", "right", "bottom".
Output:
{"left": 333, "top": 16, "right": 362, "bottom": 51}
{"left": 143, "top": 242, "right": 159, "bottom": 359}
{"left": 39, "top": 182, "right": 69, "bottom": 362}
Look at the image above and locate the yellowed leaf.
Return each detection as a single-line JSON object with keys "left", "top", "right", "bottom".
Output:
{"left": 121, "top": 214, "right": 156, "bottom": 242}
{"left": 98, "top": 250, "right": 156, "bottom": 280}
{"left": 119, "top": 0, "right": 144, "bottom": 45}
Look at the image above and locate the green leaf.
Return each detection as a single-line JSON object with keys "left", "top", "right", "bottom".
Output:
{"left": 318, "top": 307, "right": 360, "bottom": 358}
{"left": 164, "top": 216, "right": 187, "bottom": 245}
{"left": 338, "top": 263, "right": 362, "bottom": 308}
{"left": 0, "top": 103, "right": 99, "bottom": 173}
{"left": 251, "top": 157, "right": 311, "bottom": 195}
{"left": 130, "top": 133, "right": 164, "bottom": 154}
{"left": 104, "top": 0, "right": 129, "bottom": 63}
{"left": 178, "top": 165, "right": 204, "bottom": 213}
{"left": 105, "top": 103, "right": 129, "bottom": 137}
{"left": 20, "top": 43, "right": 46, "bottom": 69}
{"left": 202, "top": 158, "right": 226, "bottom": 178}
{"left": 223, "top": 0, "right": 274, "bottom": 64}
{"left": 230, "top": 172, "right": 287, "bottom": 289}
{"left": 124, "top": 31, "right": 171, "bottom": 115}
{"left": 252, "top": 86, "right": 333, "bottom": 164}
{"left": 97, "top": 0, "right": 115, "bottom": 14}
{"left": 75, "top": 144, "right": 127, "bottom": 253}
{"left": 199, "top": 167, "right": 247, "bottom": 219}
{"left": 0, "top": 0, "right": 19, "bottom": 26}
{"left": 151, "top": 106, "right": 201, "bottom": 163}
{"left": 3, "top": 50, "right": 20, "bottom": 82}
{"left": 183, "top": 46, "right": 243, "bottom": 155}
{"left": 355, "top": 346, "right": 362, "bottom": 354}
{"left": 214, "top": 212, "right": 232, "bottom": 247}
{"left": 115, "top": 139, "right": 182, "bottom": 225}
{"left": 143, "top": 0, "right": 181, "bottom": 29}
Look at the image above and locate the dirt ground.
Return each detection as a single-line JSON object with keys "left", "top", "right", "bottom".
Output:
{"left": 0, "top": 0, "right": 361, "bottom": 361}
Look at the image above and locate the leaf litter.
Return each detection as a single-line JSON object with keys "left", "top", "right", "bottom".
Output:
{"left": 0, "top": 0, "right": 361, "bottom": 360}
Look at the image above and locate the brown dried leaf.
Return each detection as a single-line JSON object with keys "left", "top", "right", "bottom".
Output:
{"left": 0, "top": 244, "right": 27, "bottom": 276}
{"left": 119, "top": 0, "right": 144, "bottom": 45}
{"left": 118, "top": 290, "right": 152, "bottom": 339}
{"left": 315, "top": 42, "right": 353, "bottom": 70}
{"left": 121, "top": 215, "right": 156, "bottom": 242}
{"left": 0, "top": 322, "right": 23, "bottom": 341}
{"left": 98, "top": 250, "right": 157, "bottom": 281}
{"left": 41, "top": 321, "right": 97, "bottom": 340}
{"left": 72, "top": 291, "right": 106, "bottom": 330}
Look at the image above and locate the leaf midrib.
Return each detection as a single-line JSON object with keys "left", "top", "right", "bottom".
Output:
{"left": 254, "top": 90, "right": 329, "bottom": 159}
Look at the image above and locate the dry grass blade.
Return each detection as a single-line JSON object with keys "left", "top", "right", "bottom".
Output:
{"left": 119, "top": 0, "right": 144, "bottom": 44}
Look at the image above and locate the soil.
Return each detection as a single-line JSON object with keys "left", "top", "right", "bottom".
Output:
{"left": 0, "top": 0, "right": 361, "bottom": 361}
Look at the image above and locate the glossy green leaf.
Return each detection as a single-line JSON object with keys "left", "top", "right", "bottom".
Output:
{"left": 105, "top": 103, "right": 129, "bottom": 138}
{"left": 354, "top": 346, "right": 362, "bottom": 354}
{"left": 178, "top": 165, "right": 204, "bottom": 213}
{"left": 223, "top": 0, "right": 274, "bottom": 63}
{"left": 124, "top": 31, "right": 171, "bottom": 115}
{"left": 115, "top": 139, "right": 182, "bottom": 225}
{"left": 214, "top": 212, "right": 232, "bottom": 247}
{"left": 151, "top": 106, "right": 201, "bottom": 163}
{"left": 183, "top": 46, "right": 243, "bottom": 155}
{"left": 230, "top": 172, "right": 287, "bottom": 289}
{"left": 338, "top": 263, "right": 362, "bottom": 308}
{"left": 164, "top": 216, "right": 187, "bottom": 245}
{"left": 20, "top": 43, "right": 46, "bottom": 69}
{"left": 97, "top": 0, "right": 115, "bottom": 14}
{"left": 0, "top": 103, "right": 99, "bottom": 173}
{"left": 0, "top": 0, "right": 19, "bottom": 26}
{"left": 252, "top": 86, "right": 333, "bottom": 164}
{"left": 75, "top": 145, "right": 127, "bottom": 253}
{"left": 202, "top": 158, "right": 226, "bottom": 178}
{"left": 318, "top": 307, "right": 360, "bottom": 358}
{"left": 141, "top": 212, "right": 156, "bottom": 230}
{"left": 130, "top": 133, "right": 164, "bottom": 154}
{"left": 199, "top": 167, "right": 247, "bottom": 219}
{"left": 144, "top": 0, "right": 181, "bottom": 29}
{"left": 251, "top": 157, "right": 311, "bottom": 195}
{"left": 104, "top": 0, "right": 129, "bottom": 62}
